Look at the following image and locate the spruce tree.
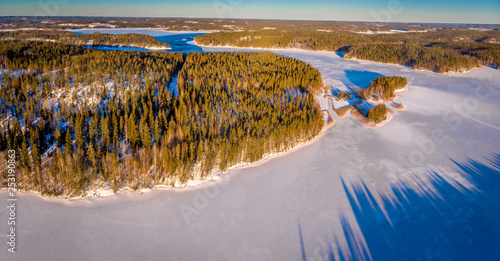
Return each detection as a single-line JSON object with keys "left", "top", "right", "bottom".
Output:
{"left": 142, "top": 122, "right": 152, "bottom": 149}
{"left": 65, "top": 129, "right": 73, "bottom": 155}
{"left": 21, "top": 139, "right": 30, "bottom": 169}
{"left": 54, "top": 126, "right": 62, "bottom": 147}
{"left": 128, "top": 113, "right": 139, "bottom": 153}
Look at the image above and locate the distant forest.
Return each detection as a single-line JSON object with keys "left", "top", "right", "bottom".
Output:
{"left": 1, "top": 16, "right": 498, "bottom": 32}
{"left": 0, "top": 41, "right": 323, "bottom": 196}
{"left": 195, "top": 29, "right": 500, "bottom": 72}
{"left": 0, "top": 30, "right": 170, "bottom": 49}
{"left": 2, "top": 17, "right": 499, "bottom": 72}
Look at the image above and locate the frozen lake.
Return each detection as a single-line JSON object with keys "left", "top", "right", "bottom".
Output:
{"left": 70, "top": 29, "right": 205, "bottom": 52}
{"left": 1, "top": 33, "right": 500, "bottom": 261}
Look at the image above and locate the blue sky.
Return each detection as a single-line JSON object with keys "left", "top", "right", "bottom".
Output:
{"left": 0, "top": 0, "right": 499, "bottom": 24}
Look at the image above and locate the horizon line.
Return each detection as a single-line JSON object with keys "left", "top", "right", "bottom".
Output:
{"left": 1, "top": 15, "right": 499, "bottom": 26}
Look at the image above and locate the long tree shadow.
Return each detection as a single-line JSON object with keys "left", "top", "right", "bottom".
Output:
{"left": 343, "top": 70, "right": 384, "bottom": 91}
{"left": 315, "top": 154, "right": 500, "bottom": 261}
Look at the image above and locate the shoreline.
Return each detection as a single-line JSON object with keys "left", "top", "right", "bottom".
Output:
{"left": 85, "top": 44, "right": 171, "bottom": 50}
{"left": 3, "top": 93, "right": 333, "bottom": 202}
{"left": 83, "top": 44, "right": 172, "bottom": 51}
{"left": 2, "top": 39, "right": 452, "bottom": 201}
{"left": 1, "top": 37, "right": 171, "bottom": 50}
{"left": 346, "top": 57, "right": 485, "bottom": 74}
{"left": 3, "top": 123, "right": 331, "bottom": 202}
{"left": 198, "top": 43, "right": 488, "bottom": 75}
{"left": 195, "top": 41, "right": 338, "bottom": 54}
{"left": 358, "top": 114, "right": 393, "bottom": 128}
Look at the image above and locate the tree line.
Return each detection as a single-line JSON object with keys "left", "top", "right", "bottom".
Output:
{"left": 344, "top": 44, "right": 481, "bottom": 73}
{"left": 427, "top": 42, "right": 500, "bottom": 69}
{"left": 194, "top": 29, "right": 500, "bottom": 73}
{"left": 5, "top": 16, "right": 497, "bottom": 32}
{"left": 359, "top": 76, "right": 407, "bottom": 100}
{"left": 0, "top": 30, "right": 169, "bottom": 49}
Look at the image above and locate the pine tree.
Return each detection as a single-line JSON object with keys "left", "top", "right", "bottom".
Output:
{"left": 101, "top": 115, "right": 110, "bottom": 147}
{"left": 88, "top": 142, "right": 97, "bottom": 170}
{"left": 154, "top": 118, "right": 160, "bottom": 145}
{"left": 142, "top": 122, "right": 152, "bottom": 149}
{"left": 21, "top": 139, "right": 30, "bottom": 169}
{"left": 75, "top": 115, "right": 85, "bottom": 150}
{"left": 128, "top": 113, "right": 139, "bottom": 153}
{"left": 54, "top": 126, "right": 62, "bottom": 147}
{"left": 65, "top": 129, "right": 73, "bottom": 155}
{"left": 31, "top": 142, "right": 41, "bottom": 168}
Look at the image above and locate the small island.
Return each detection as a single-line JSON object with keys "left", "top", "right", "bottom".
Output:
{"left": 332, "top": 76, "right": 408, "bottom": 127}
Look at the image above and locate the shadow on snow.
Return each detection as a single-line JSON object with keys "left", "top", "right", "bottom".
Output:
{"left": 303, "top": 154, "right": 500, "bottom": 261}
{"left": 343, "top": 70, "right": 384, "bottom": 91}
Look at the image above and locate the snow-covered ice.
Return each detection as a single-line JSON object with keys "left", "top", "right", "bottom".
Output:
{"left": 1, "top": 46, "right": 500, "bottom": 261}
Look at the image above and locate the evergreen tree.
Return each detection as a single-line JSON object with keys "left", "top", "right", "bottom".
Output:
{"left": 128, "top": 113, "right": 139, "bottom": 153}
{"left": 65, "top": 129, "right": 73, "bottom": 155}
{"left": 54, "top": 126, "right": 62, "bottom": 147}
{"left": 21, "top": 139, "right": 30, "bottom": 169}
{"left": 142, "top": 122, "right": 152, "bottom": 149}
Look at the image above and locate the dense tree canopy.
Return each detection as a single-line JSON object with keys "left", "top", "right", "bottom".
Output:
{"left": 0, "top": 41, "right": 323, "bottom": 196}
{"left": 365, "top": 104, "right": 387, "bottom": 124}
{"left": 0, "top": 30, "right": 170, "bottom": 49}
{"left": 195, "top": 29, "right": 500, "bottom": 73}
{"left": 359, "top": 76, "right": 407, "bottom": 100}
{"left": 344, "top": 44, "right": 481, "bottom": 73}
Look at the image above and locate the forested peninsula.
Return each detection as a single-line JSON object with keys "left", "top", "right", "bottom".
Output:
{"left": 0, "top": 41, "right": 324, "bottom": 196}
{"left": 0, "top": 30, "right": 170, "bottom": 49}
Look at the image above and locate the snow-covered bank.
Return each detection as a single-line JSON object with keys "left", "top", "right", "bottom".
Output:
{"left": 343, "top": 57, "right": 486, "bottom": 74}
{"left": 84, "top": 44, "right": 170, "bottom": 51}
{"left": 194, "top": 41, "right": 337, "bottom": 54}
{"left": 199, "top": 43, "right": 490, "bottom": 75}
{"left": 3, "top": 90, "right": 332, "bottom": 200}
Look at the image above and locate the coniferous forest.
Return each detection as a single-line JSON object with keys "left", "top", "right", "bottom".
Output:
{"left": 194, "top": 29, "right": 500, "bottom": 73}
{"left": 0, "top": 40, "right": 323, "bottom": 196}
{"left": 344, "top": 44, "right": 481, "bottom": 73}
{"left": 0, "top": 30, "right": 170, "bottom": 49}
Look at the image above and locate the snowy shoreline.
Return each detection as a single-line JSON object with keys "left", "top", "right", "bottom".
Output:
{"left": 3, "top": 91, "right": 333, "bottom": 202}
{"left": 86, "top": 44, "right": 171, "bottom": 51}
{"left": 194, "top": 41, "right": 338, "bottom": 54}
{"left": 197, "top": 42, "right": 487, "bottom": 75}
{"left": 5, "top": 120, "right": 332, "bottom": 202}
{"left": 3, "top": 38, "right": 492, "bottom": 201}
{"left": 346, "top": 57, "right": 486, "bottom": 74}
